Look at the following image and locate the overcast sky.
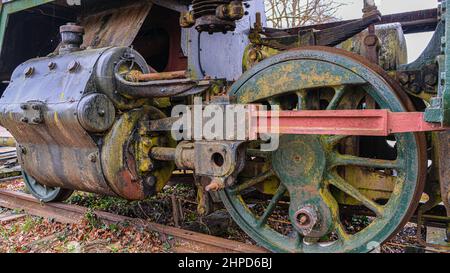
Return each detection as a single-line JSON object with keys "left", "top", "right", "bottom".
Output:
{"left": 334, "top": 0, "right": 437, "bottom": 62}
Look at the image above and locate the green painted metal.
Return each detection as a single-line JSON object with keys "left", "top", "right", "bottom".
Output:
{"left": 233, "top": 58, "right": 366, "bottom": 104}
{"left": 221, "top": 48, "right": 422, "bottom": 253}
{"left": 0, "top": 0, "right": 55, "bottom": 55}
{"left": 441, "top": 0, "right": 450, "bottom": 125}
{"left": 272, "top": 135, "right": 335, "bottom": 239}
{"left": 425, "top": 0, "right": 450, "bottom": 125}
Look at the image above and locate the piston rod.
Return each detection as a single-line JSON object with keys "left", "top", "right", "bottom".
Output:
{"left": 125, "top": 70, "right": 188, "bottom": 82}
{"left": 115, "top": 72, "right": 210, "bottom": 98}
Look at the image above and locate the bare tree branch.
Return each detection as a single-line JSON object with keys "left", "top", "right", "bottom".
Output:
{"left": 265, "top": 0, "right": 345, "bottom": 28}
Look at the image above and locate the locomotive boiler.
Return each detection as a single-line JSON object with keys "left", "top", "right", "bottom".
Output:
{"left": 0, "top": 0, "right": 448, "bottom": 252}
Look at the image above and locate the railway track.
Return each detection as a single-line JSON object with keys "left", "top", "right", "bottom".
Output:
{"left": 0, "top": 189, "right": 267, "bottom": 253}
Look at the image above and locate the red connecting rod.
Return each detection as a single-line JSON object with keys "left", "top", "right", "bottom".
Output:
{"left": 248, "top": 109, "right": 448, "bottom": 139}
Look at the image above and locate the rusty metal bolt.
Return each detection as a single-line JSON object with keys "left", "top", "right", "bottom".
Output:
{"left": 67, "top": 60, "right": 80, "bottom": 72}
{"left": 145, "top": 176, "right": 156, "bottom": 189}
{"left": 294, "top": 206, "right": 318, "bottom": 235}
{"left": 48, "top": 62, "right": 57, "bottom": 70}
{"left": 32, "top": 117, "right": 42, "bottom": 123}
{"left": 424, "top": 74, "right": 438, "bottom": 86}
{"left": 179, "top": 11, "right": 196, "bottom": 28}
{"left": 88, "top": 153, "right": 97, "bottom": 163}
{"left": 298, "top": 215, "right": 310, "bottom": 225}
{"left": 24, "top": 66, "right": 35, "bottom": 77}
{"left": 364, "top": 34, "right": 378, "bottom": 47}
{"left": 217, "top": 5, "right": 228, "bottom": 18}
{"left": 398, "top": 73, "right": 410, "bottom": 85}
{"left": 216, "top": 1, "right": 244, "bottom": 21}
{"left": 228, "top": 1, "right": 245, "bottom": 20}
{"left": 296, "top": 212, "right": 313, "bottom": 227}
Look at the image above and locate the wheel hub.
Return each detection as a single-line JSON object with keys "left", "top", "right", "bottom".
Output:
{"left": 272, "top": 135, "right": 326, "bottom": 183}
{"left": 272, "top": 135, "right": 333, "bottom": 238}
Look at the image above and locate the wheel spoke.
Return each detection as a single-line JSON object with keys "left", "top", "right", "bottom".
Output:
{"left": 293, "top": 232, "right": 303, "bottom": 249}
{"left": 327, "top": 173, "right": 384, "bottom": 217}
{"left": 256, "top": 184, "right": 287, "bottom": 227}
{"left": 295, "top": 90, "right": 308, "bottom": 110}
{"left": 326, "top": 86, "right": 347, "bottom": 110}
{"left": 230, "top": 170, "right": 275, "bottom": 194}
{"left": 320, "top": 186, "right": 350, "bottom": 242}
{"left": 331, "top": 154, "right": 400, "bottom": 169}
{"left": 335, "top": 222, "right": 350, "bottom": 241}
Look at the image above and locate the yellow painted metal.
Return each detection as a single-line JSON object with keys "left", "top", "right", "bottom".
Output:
{"left": 0, "top": 136, "right": 15, "bottom": 147}
{"left": 243, "top": 44, "right": 279, "bottom": 72}
{"left": 101, "top": 107, "right": 175, "bottom": 200}
{"left": 335, "top": 166, "right": 396, "bottom": 205}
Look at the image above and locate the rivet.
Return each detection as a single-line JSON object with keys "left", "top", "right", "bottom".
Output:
{"left": 88, "top": 153, "right": 97, "bottom": 163}
{"left": 48, "top": 62, "right": 57, "bottom": 70}
{"left": 24, "top": 66, "right": 35, "bottom": 77}
{"left": 67, "top": 60, "right": 80, "bottom": 72}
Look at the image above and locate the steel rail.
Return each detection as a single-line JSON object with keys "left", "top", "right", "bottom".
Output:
{"left": 0, "top": 189, "right": 267, "bottom": 253}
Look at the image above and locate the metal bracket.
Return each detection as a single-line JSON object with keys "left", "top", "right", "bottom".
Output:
{"left": 194, "top": 141, "right": 245, "bottom": 180}
{"left": 19, "top": 101, "right": 45, "bottom": 125}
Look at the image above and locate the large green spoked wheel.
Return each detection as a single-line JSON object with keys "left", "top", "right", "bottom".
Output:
{"left": 220, "top": 47, "right": 427, "bottom": 253}
{"left": 23, "top": 171, "right": 73, "bottom": 203}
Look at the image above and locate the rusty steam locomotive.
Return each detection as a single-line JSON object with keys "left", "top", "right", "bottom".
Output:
{"left": 0, "top": 0, "right": 448, "bottom": 252}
